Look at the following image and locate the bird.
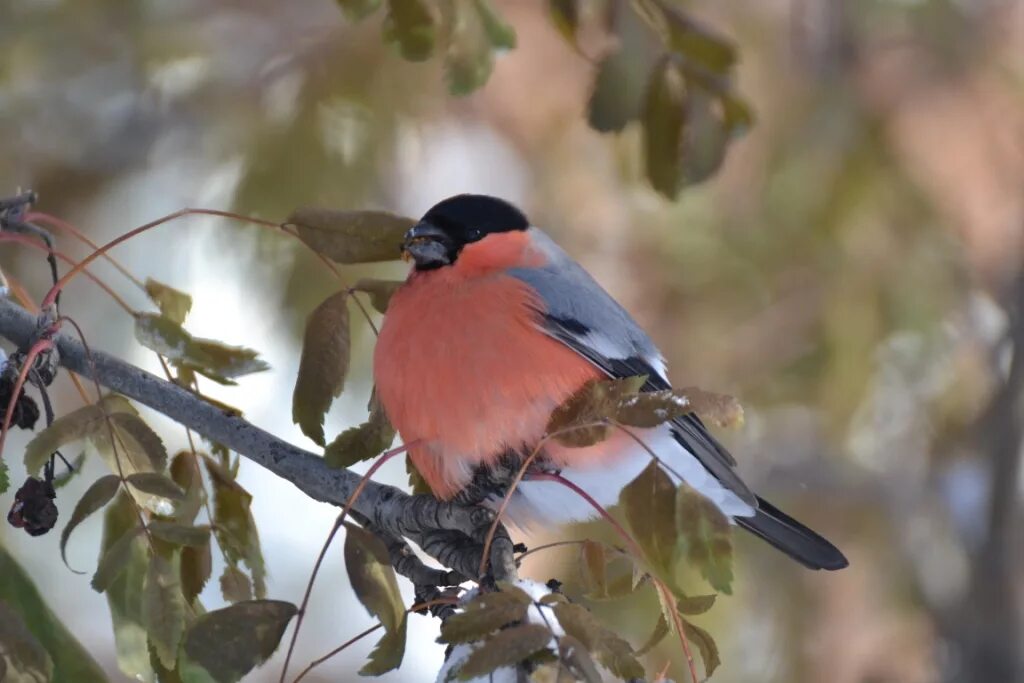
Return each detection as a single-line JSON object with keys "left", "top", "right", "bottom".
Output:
{"left": 372, "top": 194, "right": 848, "bottom": 570}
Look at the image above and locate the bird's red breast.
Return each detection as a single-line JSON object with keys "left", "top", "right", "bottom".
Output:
{"left": 373, "top": 230, "right": 604, "bottom": 498}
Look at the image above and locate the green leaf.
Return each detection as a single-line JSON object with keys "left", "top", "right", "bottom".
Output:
{"left": 60, "top": 474, "right": 121, "bottom": 569}
{"left": 0, "top": 544, "right": 107, "bottom": 682}
{"left": 286, "top": 207, "right": 415, "bottom": 264}
{"left": 0, "top": 460, "right": 9, "bottom": 495}
{"left": 134, "top": 313, "right": 269, "bottom": 386}
{"left": 546, "top": 376, "right": 647, "bottom": 447}
{"left": 143, "top": 552, "right": 186, "bottom": 669}
{"left": 92, "top": 526, "right": 145, "bottom": 593}
{"left": 383, "top": 0, "right": 436, "bottom": 61}
{"left": 324, "top": 391, "right": 396, "bottom": 468}
{"left": 677, "top": 592, "right": 716, "bottom": 615}
{"left": 643, "top": 56, "right": 687, "bottom": 198}
{"left": 148, "top": 521, "right": 211, "bottom": 548}
{"left": 620, "top": 460, "right": 677, "bottom": 575}
{"left": 359, "top": 617, "right": 407, "bottom": 676}
{"left": 456, "top": 624, "right": 553, "bottom": 680}
{"left": 548, "top": 0, "right": 580, "bottom": 45}
{"left": 579, "top": 540, "right": 608, "bottom": 599}
{"left": 656, "top": 2, "right": 737, "bottom": 72}
{"left": 552, "top": 602, "right": 643, "bottom": 680}
{"left": 219, "top": 566, "right": 253, "bottom": 604}
{"left": 170, "top": 451, "right": 204, "bottom": 524}
{"left": 181, "top": 536, "right": 213, "bottom": 604}
{"left": 557, "top": 634, "right": 602, "bottom": 683}
{"left": 406, "top": 455, "right": 432, "bottom": 495}
{"left": 438, "top": 591, "right": 530, "bottom": 644}
{"left": 678, "top": 386, "right": 744, "bottom": 429}
{"left": 206, "top": 458, "right": 266, "bottom": 599}
{"left": 292, "top": 290, "right": 351, "bottom": 447}
{"left": 474, "top": 0, "right": 516, "bottom": 49}
{"left": 100, "top": 493, "right": 153, "bottom": 680}
{"left": 23, "top": 395, "right": 135, "bottom": 476}
{"left": 352, "top": 278, "right": 403, "bottom": 314}
{"left": 0, "top": 603, "right": 54, "bottom": 682}
{"left": 635, "top": 614, "right": 668, "bottom": 657}
{"left": 444, "top": 0, "right": 495, "bottom": 96}
{"left": 126, "top": 472, "right": 185, "bottom": 501}
{"left": 683, "top": 616, "right": 721, "bottom": 677}
{"left": 344, "top": 523, "right": 405, "bottom": 634}
{"left": 98, "top": 412, "right": 169, "bottom": 473}
{"left": 675, "top": 483, "right": 734, "bottom": 594}
{"left": 336, "top": 0, "right": 381, "bottom": 21}
{"left": 180, "top": 601, "right": 298, "bottom": 683}
{"left": 586, "top": 5, "right": 659, "bottom": 134}
{"left": 145, "top": 278, "right": 193, "bottom": 326}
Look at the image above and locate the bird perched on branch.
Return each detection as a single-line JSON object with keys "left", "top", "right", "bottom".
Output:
{"left": 373, "top": 194, "right": 847, "bottom": 570}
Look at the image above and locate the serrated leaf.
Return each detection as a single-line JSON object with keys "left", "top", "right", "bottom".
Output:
{"left": 620, "top": 461, "right": 677, "bottom": 576}
{"left": 92, "top": 526, "right": 145, "bottom": 593}
{"left": 99, "top": 493, "right": 153, "bottom": 680}
{"left": 145, "top": 278, "right": 192, "bottom": 325}
{"left": 181, "top": 535, "right": 212, "bottom": 604}
{"left": 352, "top": 278, "right": 403, "bottom": 314}
{"left": 126, "top": 472, "right": 185, "bottom": 501}
{"left": 457, "top": 624, "right": 552, "bottom": 680}
{"left": 613, "top": 388, "right": 692, "bottom": 427}
{"left": 579, "top": 540, "right": 608, "bottom": 599}
{"left": 683, "top": 617, "right": 721, "bottom": 677}
{"left": 359, "top": 616, "right": 407, "bottom": 676}
{"left": 205, "top": 458, "right": 266, "bottom": 598}
{"left": 324, "top": 392, "right": 395, "bottom": 467}
{"left": 293, "top": 290, "right": 351, "bottom": 447}
{"left": 148, "top": 521, "right": 211, "bottom": 547}
{"left": 558, "top": 634, "right": 602, "bottom": 683}
{"left": 100, "top": 413, "right": 168, "bottom": 473}
{"left": 181, "top": 601, "right": 297, "bottom": 683}
{"left": 23, "top": 395, "right": 135, "bottom": 475}
{"left": 143, "top": 552, "right": 186, "bottom": 669}
{"left": 0, "top": 603, "right": 54, "bottom": 682}
{"left": 675, "top": 484, "right": 733, "bottom": 594}
{"left": 383, "top": 0, "right": 436, "bottom": 61}
{"left": 635, "top": 614, "right": 669, "bottom": 657}
{"left": 0, "top": 460, "right": 8, "bottom": 495}
{"left": 60, "top": 474, "right": 121, "bottom": 569}
{"left": 287, "top": 207, "right": 415, "bottom": 264}
{"left": 546, "top": 376, "right": 646, "bottom": 447}
{"left": 134, "top": 313, "right": 269, "bottom": 386}
{"left": 679, "top": 386, "right": 744, "bottom": 429}
{"left": 552, "top": 602, "right": 643, "bottom": 680}
{"left": 643, "top": 56, "right": 687, "bottom": 198}
{"left": 337, "top": 0, "right": 381, "bottom": 21}
{"left": 445, "top": 0, "right": 494, "bottom": 96}
{"left": 170, "top": 451, "right": 204, "bottom": 524}
{"left": 219, "top": 566, "right": 253, "bottom": 604}
{"left": 474, "top": 0, "right": 515, "bottom": 49}
{"left": 344, "top": 523, "right": 404, "bottom": 633}
{"left": 677, "top": 592, "right": 716, "bottom": 615}
{"left": 438, "top": 592, "right": 529, "bottom": 644}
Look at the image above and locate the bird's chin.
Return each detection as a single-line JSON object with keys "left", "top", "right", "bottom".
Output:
{"left": 403, "top": 240, "right": 452, "bottom": 270}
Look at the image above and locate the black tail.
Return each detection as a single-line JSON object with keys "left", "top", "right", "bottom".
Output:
{"left": 736, "top": 496, "right": 848, "bottom": 570}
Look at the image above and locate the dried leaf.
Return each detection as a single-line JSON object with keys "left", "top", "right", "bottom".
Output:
{"left": 406, "top": 455, "right": 433, "bottom": 495}
{"left": 126, "top": 472, "right": 185, "bottom": 502}
{"left": 324, "top": 391, "right": 395, "bottom": 467}
{"left": 675, "top": 484, "right": 734, "bottom": 594}
{"left": 99, "top": 413, "right": 169, "bottom": 473}
{"left": 60, "top": 474, "right": 121, "bottom": 569}
{"left": 657, "top": 2, "right": 737, "bottom": 72}
{"left": 143, "top": 552, "right": 186, "bottom": 669}
{"left": 286, "top": 207, "right": 415, "bottom": 263}
{"left": 549, "top": 0, "right": 580, "bottom": 45}
{"left": 678, "top": 386, "right": 744, "bottom": 429}
{"left": 613, "top": 388, "right": 691, "bottom": 427}
{"left": 438, "top": 591, "right": 530, "bottom": 644}
{"left": 180, "top": 600, "right": 297, "bottom": 683}
{"left": 635, "top": 614, "right": 669, "bottom": 657}
{"left": 558, "top": 634, "right": 602, "bottom": 683}
{"left": 206, "top": 458, "right": 266, "bottom": 599}
{"left": 134, "top": 313, "right": 269, "bottom": 386}
{"left": 552, "top": 602, "right": 643, "bottom": 680}
{"left": 457, "top": 624, "right": 553, "bottom": 680}
{"left": 170, "top": 451, "right": 204, "bottom": 524}
{"left": 23, "top": 394, "right": 135, "bottom": 475}
{"left": 383, "top": 0, "right": 436, "bottom": 61}
{"left": 145, "top": 278, "right": 192, "bottom": 325}
{"left": 148, "top": 521, "right": 211, "bottom": 548}
{"left": 359, "top": 617, "right": 407, "bottom": 676}
{"left": 352, "top": 278, "right": 403, "bottom": 314}
{"left": 546, "top": 376, "right": 646, "bottom": 447}
{"left": 292, "top": 290, "right": 351, "bottom": 446}
{"left": 579, "top": 540, "right": 608, "bottom": 599}
{"left": 677, "top": 592, "right": 716, "bottom": 615}
{"left": 344, "top": 523, "right": 404, "bottom": 633}
{"left": 219, "top": 566, "right": 253, "bottom": 604}
{"left": 92, "top": 526, "right": 145, "bottom": 593}
{"left": 643, "top": 56, "right": 687, "bottom": 198}
{"left": 336, "top": 0, "right": 381, "bottom": 21}
{"left": 181, "top": 535, "right": 213, "bottom": 604}
{"left": 683, "top": 617, "right": 721, "bottom": 676}
{"left": 620, "top": 461, "right": 677, "bottom": 576}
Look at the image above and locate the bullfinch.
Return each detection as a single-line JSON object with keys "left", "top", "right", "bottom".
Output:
{"left": 373, "top": 194, "right": 848, "bottom": 570}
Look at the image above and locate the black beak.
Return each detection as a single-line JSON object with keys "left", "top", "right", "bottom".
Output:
{"left": 402, "top": 221, "right": 451, "bottom": 269}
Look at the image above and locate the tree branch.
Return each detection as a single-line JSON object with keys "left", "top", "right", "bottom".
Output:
{"left": 0, "top": 296, "right": 516, "bottom": 584}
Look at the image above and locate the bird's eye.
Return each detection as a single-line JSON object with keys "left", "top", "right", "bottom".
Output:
{"left": 467, "top": 228, "right": 483, "bottom": 241}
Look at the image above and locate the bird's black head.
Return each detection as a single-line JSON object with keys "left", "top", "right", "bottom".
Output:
{"left": 402, "top": 194, "right": 529, "bottom": 270}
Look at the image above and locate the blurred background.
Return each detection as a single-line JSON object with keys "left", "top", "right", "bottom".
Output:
{"left": 2, "top": 0, "right": 1024, "bottom": 681}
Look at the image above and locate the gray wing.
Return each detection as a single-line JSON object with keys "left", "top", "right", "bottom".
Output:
{"left": 509, "top": 228, "right": 755, "bottom": 506}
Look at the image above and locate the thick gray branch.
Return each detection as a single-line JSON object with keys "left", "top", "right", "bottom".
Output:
{"left": 0, "top": 297, "right": 516, "bottom": 582}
